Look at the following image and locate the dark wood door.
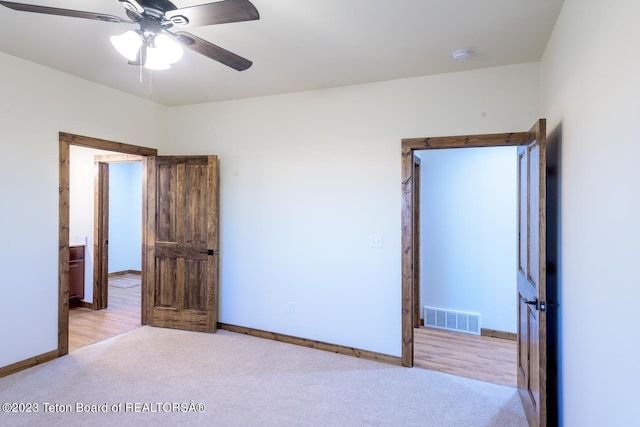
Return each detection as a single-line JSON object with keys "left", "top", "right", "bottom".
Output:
{"left": 517, "top": 119, "right": 547, "bottom": 426}
{"left": 144, "top": 155, "right": 219, "bottom": 332}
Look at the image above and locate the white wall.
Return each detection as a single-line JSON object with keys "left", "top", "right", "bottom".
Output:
{"left": 540, "top": 0, "right": 640, "bottom": 425}
{"left": 69, "top": 146, "right": 105, "bottom": 303}
{"left": 417, "top": 147, "right": 517, "bottom": 333}
{"left": 0, "top": 52, "right": 166, "bottom": 368}
{"left": 108, "top": 162, "right": 142, "bottom": 274}
{"left": 165, "top": 63, "right": 540, "bottom": 356}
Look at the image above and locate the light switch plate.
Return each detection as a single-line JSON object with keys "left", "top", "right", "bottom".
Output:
{"left": 370, "top": 235, "right": 383, "bottom": 248}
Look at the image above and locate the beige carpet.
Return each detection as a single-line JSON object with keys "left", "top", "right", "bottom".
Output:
{"left": 0, "top": 327, "right": 527, "bottom": 426}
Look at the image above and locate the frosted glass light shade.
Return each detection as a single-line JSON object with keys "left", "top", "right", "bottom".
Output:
{"left": 111, "top": 31, "right": 143, "bottom": 61}
{"left": 112, "top": 31, "right": 183, "bottom": 70}
{"left": 154, "top": 34, "right": 183, "bottom": 64}
{"left": 144, "top": 47, "right": 171, "bottom": 70}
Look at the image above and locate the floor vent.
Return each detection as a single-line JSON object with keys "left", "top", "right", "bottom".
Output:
{"left": 423, "top": 306, "right": 480, "bottom": 335}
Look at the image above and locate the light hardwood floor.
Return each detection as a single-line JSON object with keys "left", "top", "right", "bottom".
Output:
{"left": 414, "top": 326, "right": 517, "bottom": 387}
{"left": 68, "top": 274, "right": 142, "bottom": 353}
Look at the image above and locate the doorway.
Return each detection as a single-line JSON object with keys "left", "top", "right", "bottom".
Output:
{"left": 399, "top": 131, "right": 528, "bottom": 366}
{"left": 413, "top": 146, "right": 518, "bottom": 386}
{"left": 67, "top": 151, "right": 144, "bottom": 352}
{"left": 93, "top": 154, "right": 144, "bottom": 311}
{"left": 401, "top": 121, "right": 551, "bottom": 426}
{"left": 58, "top": 132, "right": 157, "bottom": 356}
{"left": 59, "top": 133, "right": 220, "bottom": 356}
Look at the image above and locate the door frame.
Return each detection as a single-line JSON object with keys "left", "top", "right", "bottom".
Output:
{"left": 58, "top": 132, "right": 157, "bottom": 356}
{"left": 412, "top": 155, "right": 421, "bottom": 328}
{"left": 400, "top": 131, "right": 527, "bottom": 367}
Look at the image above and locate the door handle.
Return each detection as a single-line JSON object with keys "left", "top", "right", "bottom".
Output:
{"left": 523, "top": 298, "right": 547, "bottom": 312}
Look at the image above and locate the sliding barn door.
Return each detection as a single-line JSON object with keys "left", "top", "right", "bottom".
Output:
{"left": 517, "top": 119, "right": 547, "bottom": 426}
{"left": 144, "top": 155, "right": 219, "bottom": 332}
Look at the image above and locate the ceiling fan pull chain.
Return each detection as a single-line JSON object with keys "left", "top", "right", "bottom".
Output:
{"left": 149, "top": 69, "right": 153, "bottom": 96}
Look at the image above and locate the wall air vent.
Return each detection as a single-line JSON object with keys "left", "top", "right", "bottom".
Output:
{"left": 423, "top": 306, "right": 480, "bottom": 335}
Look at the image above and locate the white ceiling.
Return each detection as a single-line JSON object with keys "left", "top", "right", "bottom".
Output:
{"left": 0, "top": 0, "right": 565, "bottom": 106}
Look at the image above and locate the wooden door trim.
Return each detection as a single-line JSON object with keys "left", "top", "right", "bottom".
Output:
{"left": 59, "top": 132, "right": 156, "bottom": 356}
{"left": 95, "top": 153, "right": 146, "bottom": 163}
{"left": 400, "top": 131, "right": 528, "bottom": 367}
{"left": 143, "top": 156, "right": 156, "bottom": 326}
{"left": 412, "top": 155, "right": 421, "bottom": 328}
{"left": 206, "top": 155, "right": 220, "bottom": 332}
{"left": 94, "top": 161, "right": 109, "bottom": 310}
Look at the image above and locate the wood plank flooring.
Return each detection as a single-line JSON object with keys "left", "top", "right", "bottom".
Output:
{"left": 414, "top": 326, "right": 517, "bottom": 387}
{"left": 68, "top": 274, "right": 142, "bottom": 353}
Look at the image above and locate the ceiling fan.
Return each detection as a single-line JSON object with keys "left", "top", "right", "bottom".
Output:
{"left": 0, "top": 0, "right": 260, "bottom": 70}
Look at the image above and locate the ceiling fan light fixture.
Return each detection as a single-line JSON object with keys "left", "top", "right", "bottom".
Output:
{"left": 111, "top": 30, "right": 143, "bottom": 62}
{"left": 2, "top": 0, "right": 259, "bottom": 72}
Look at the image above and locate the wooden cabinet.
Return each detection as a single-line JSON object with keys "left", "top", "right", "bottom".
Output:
{"left": 69, "top": 246, "right": 85, "bottom": 300}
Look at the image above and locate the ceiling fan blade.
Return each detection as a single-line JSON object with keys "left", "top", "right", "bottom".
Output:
{"left": 0, "top": 1, "right": 129, "bottom": 23}
{"left": 165, "top": 0, "right": 259, "bottom": 28}
{"left": 175, "top": 31, "right": 252, "bottom": 71}
{"left": 118, "top": 0, "right": 144, "bottom": 15}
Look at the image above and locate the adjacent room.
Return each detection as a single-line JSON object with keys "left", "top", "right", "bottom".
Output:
{"left": 414, "top": 147, "right": 518, "bottom": 387}
{"left": 67, "top": 146, "right": 143, "bottom": 351}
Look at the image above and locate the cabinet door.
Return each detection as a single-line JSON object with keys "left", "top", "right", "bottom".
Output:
{"left": 69, "top": 247, "right": 85, "bottom": 300}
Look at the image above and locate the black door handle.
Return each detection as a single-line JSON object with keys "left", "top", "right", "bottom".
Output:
{"left": 524, "top": 298, "right": 548, "bottom": 312}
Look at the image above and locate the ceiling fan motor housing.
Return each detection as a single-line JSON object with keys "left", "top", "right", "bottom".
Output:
{"left": 124, "top": 0, "right": 177, "bottom": 20}
{"left": 139, "top": 17, "right": 165, "bottom": 36}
